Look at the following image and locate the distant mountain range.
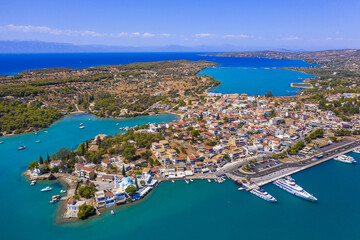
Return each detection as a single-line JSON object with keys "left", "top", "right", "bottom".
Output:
{"left": 0, "top": 40, "right": 296, "bottom": 53}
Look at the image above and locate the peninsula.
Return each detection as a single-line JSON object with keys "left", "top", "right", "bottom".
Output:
{"left": 23, "top": 49, "right": 360, "bottom": 221}
{"left": 0, "top": 60, "right": 219, "bottom": 135}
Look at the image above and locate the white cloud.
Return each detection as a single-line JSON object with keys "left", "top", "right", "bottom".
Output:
{"left": 195, "top": 33, "right": 215, "bottom": 38}
{"left": 142, "top": 32, "right": 155, "bottom": 38}
{"left": 326, "top": 37, "right": 344, "bottom": 41}
{"left": 281, "top": 36, "right": 300, "bottom": 41}
{"left": 195, "top": 33, "right": 254, "bottom": 39}
{"left": 223, "top": 34, "right": 249, "bottom": 39}
{"left": 0, "top": 24, "right": 172, "bottom": 38}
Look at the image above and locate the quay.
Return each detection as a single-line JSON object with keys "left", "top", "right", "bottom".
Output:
{"left": 226, "top": 138, "right": 360, "bottom": 187}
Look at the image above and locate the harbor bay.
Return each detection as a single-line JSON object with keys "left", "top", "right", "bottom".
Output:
{"left": 0, "top": 54, "right": 359, "bottom": 240}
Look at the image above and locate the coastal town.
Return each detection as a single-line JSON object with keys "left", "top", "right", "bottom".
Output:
{"left": 25, "top": 89, "right": 360, "bottom": 220}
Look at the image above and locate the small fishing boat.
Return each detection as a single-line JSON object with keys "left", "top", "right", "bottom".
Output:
{"left": 116, "top": 123, "right": 119, "bottom": 125}
{"left": 190, "top": 179, "right": 194, "bottom": 182}
{"left": 17, "top": 146, "right": 26, "bottom": 150}
{"left": 35, "top": 140, "right": 41, "bottom": 143}
{"left": 208, "top": 179, "right": 211, "bottom": 183}
{"left": 172, "top": 180, "right": 175, "bottom": 183}
{"left": 34, "top": 132, "right": 38, "bottom": 135}
{"left": 185, "top": 180, "right": 189, "bottom": 184}
{"left": 0, "top": 141, "right": 3, "bottom": 144}
{"left": 60, "top": 190, "right": 66, "bottom": 193}
{"left": 50, "top": 195, "right": 60, "bottom": 203}
{"left": 80, "top": 123, "right": 84, "bottom": 126}
{"left": 41, "top": 186, "right": 52, "bottom": 192}
{"left": 30, "top": 180, "right": 37, "bottom": 186}
{"left": 44, "top": 131, "right": 48, "bottom": 133}
{"left": 79, "top": 126, "right": 85, "bottom": 129}
{"left": 111, "top": 210, "right": 114, "bottom": 215}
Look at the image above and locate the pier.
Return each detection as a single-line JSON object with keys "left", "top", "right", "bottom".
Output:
{"left": 225, "top": 138, "right": 360, "bottom": 186}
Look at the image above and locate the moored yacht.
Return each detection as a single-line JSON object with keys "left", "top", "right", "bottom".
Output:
{"left": 50, "top": 195, "right": 60, "bottom": 203}
{"left": 353, "top": 148, "right": 360, "bottom": 154}
{"left": 273, "top": 176, "right": 317, "bottom": 202}
{"left": 249, "top": 187, "right": 277, "bottom": 202}
{"left": 334, "top": 155, "right": 357, "bottom": 164}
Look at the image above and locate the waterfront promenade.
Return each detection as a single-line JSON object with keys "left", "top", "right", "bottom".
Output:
{"left": 226, "top": 137, "right": 360, "bottom": 186}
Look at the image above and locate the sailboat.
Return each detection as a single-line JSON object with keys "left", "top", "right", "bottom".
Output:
{"left": 18, "top": 142, "right": 26, "bottom": 150}
{"left": 17, "top": 139, "right": 26, "bottom": 150}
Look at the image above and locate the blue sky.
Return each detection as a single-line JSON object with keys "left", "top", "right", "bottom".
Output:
{"left": 0, "top": 0, "right": 359, "bottom": 50}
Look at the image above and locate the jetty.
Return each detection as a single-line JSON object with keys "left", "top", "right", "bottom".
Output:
{"left": 226, "top": 138, "right": 360, "bottom": 186}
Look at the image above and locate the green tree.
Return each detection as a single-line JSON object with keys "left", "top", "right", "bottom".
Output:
{"left": 265, "top": 91, "right": 273, "bottom": 98}
{"left": 28, "top": 161, "right": 39, "bottom": 170}
{"left": 123, "top": 146, "right": 136, "bottom": 160}
{"left": 39, "top": 156, "right": 43, "bottom": 165}
{"left": 122, "top": 165, "right": 126, "bottom": 176}
{"left": 51, "top": 166, "right": 59, "bottom": 173}
{"left": 78, "top": 204, "right": 95, "bottom": 220}
{"left": 125, "top": 186, "right": 137, "bottom": 196}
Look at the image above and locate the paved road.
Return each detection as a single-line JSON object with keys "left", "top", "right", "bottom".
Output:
{"left": 227, "top": 138, "right": 360, "bottom": 180}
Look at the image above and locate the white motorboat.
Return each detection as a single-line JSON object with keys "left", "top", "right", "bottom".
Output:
{"left": 353, "top": 148, "right": 360, "bottom": 154}
{"left": 79, "top": 126, "right": 85, "bottom": 129}
{"left": 30, "top": 180, "right": 37, "bottom": 186}
{"left": 334, "top": 155, "right": 357, "bottom": 164}
{"left": 41, "top": 186, "right": 52, "bottom": 192}
{"left": 111, "top": 210, "right": 114, "bottom": 215}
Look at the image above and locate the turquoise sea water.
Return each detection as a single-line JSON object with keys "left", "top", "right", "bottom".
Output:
{"left": 1, "top": 115, "right": 360, "bottom": 240}
{"left": 0, "top": 113, "right": 178, "bottom": 240}
{"left": 1, "top": 53, "right": 356, "bottom": 240}
{"left": 199, "top": 67, "right": 316, "bottom": 96}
